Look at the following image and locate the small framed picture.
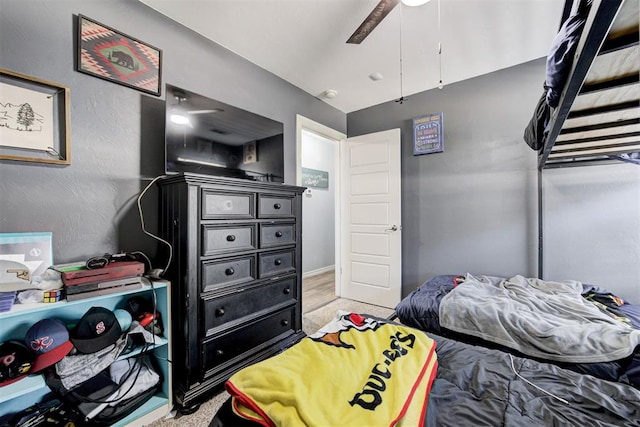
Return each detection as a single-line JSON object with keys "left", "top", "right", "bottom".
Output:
{"left": 0, "top": 68, "right": 71, "bottom": 165}
{"left": 413, "top": 112, "right": 444, "bottom": 156}
{"left": 77, "top": 15, "right": 162, "bottom": 96}
{"left": 243, "top": 141, "right": 257, "bottom": 164}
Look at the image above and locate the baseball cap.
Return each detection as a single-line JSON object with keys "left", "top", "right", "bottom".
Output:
{"left": 0, "top": 260, "right": 35, "bottom": 292}
{"left": 0, "top": 340, "right": 33, "bottom": 386}
{"left": 113, "top": 308, "right": 132, "bottom": 332}
{"left": 70, "top": 307, "right": 122, "bottom": 354}
{"left": 24, "top": 318, "right": 74, "bottom": 372}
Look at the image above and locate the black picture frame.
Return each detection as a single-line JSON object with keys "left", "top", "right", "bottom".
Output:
{"left": 76, "top": 14, "right": 162, "bottom": 96}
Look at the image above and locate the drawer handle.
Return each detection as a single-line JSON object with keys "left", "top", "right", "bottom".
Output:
{"left": 225, "top": 267, "right": 235, "bottom": 276}
{"left": 215, "top": 308, "right": 225, "bottom": 316}
{"left": 274, "top": 203, "right": 281, "bottom": 210}
{"left": 215, "top": 349, "right": 224, "bottom": 357}
{"left": 226, "top": 234, "right": 236, "bottom": 242}
{"left": 283, "top": 287, "right": 290, "bottom": 294}
{"left": 274, "top": 259, "right": 282, "bottom": 266}
{"left": 275, "top": 231, "right": 283, "bottom": 238}
{"left": 281, "top": 320, "right": 289, "bottom": 327}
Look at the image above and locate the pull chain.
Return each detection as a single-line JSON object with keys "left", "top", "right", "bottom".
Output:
{"left": 396, "top": 6, "right": 406, "bottom": 104}
{"left": 438, "top": 0, "right": 443, "bottom": 89}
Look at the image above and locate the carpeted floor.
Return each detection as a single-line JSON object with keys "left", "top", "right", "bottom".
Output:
{"left": 147, "top": 298, "right": 394, "bottom": 426}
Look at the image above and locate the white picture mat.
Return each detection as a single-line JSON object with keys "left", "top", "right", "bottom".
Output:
{"left": 0, "top": 81, "right": 54, "bottom": 151}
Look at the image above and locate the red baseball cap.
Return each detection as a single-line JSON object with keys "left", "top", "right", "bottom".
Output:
{"left": 0, "top": 341, "right": 33, "bottom": 386}
{"left": 24, "top": 319, "right": 74, "bottom": 373}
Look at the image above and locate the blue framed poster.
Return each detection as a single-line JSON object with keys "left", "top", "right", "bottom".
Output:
{"left": 412, "top": 113, "right": 444, "bottom": 156}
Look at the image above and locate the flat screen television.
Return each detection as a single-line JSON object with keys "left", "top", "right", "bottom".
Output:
{"left": 165, "top": 84, "right": 284, "bottom": 183}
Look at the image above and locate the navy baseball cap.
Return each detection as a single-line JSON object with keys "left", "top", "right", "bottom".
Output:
{"left": 70, "top": 307, "right": 122, "bottom": 354}
{"left": 0, "top": 341, "right": 33, "bottom": 386}
{"left": 24, "top": 318, "right": 74, "bottom": 372}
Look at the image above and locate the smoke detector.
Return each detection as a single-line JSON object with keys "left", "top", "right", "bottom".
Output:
{"left": 321, "top": 89, "right": 338, "bottom": 99}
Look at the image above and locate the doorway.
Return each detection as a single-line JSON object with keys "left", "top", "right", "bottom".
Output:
{"left": 296, "top": 115, "right": 345, "bottom": 312}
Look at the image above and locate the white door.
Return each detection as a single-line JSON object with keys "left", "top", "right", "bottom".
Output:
{"left": 340, "top": 128, "right": 401, "bottom": 308}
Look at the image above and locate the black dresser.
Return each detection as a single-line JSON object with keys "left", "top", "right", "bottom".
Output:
{"left": 158, "top": 173, "right": 306, "bottom": 411}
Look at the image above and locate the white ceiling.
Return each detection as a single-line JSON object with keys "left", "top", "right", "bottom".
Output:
{"left": 139, "top": 0, "right": 565, "bottom": 113}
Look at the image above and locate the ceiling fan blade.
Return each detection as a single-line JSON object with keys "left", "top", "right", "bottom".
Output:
{"left": 188, "top": 109, "right": 224, "bottom": 115}
{"left": 346, "top": 0, "right": 400, "bottom": 44}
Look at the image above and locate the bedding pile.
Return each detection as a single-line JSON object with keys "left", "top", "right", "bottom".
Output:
{"left": 395, "top": 273, "right": 640, "bottom": 388}
{"left": 439, "top": 274, "right": 640, "bottom": 363}
{"left": 225, "top": 312, "right": 438, "bottom": 427}
{"left": 213, "top": 312, "right": 640, "bottom": 427}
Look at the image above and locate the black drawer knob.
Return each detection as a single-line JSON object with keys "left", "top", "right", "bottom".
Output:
{"left": 283, "top": 287, "right": 290, "bottom": 294}
{"left": 225, "top": 267, "right": 235, "bottom": 276}
{"left": 275, "top": 231, "right": 283, "bottom": 238}
{"left": 216, "top": 349, "right": 224, "bottom": 357}
{"left": 215, "top": 308, "right": 225, "bottom": 316}
{"left": 274, "top": 203, "right": 281, "bottom": 210}
{"left": 281, "top": 320, "right": 289, "bottom": 327}
{"left": 274, "top": 259, "right": 282, "bottom": 266}
{"left": 226, "top": 234, "right": 236, "bottom": 242}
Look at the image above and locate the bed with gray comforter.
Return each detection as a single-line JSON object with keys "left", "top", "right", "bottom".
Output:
{"left": 395, "top": 274, "right": 640, "bottom": 389}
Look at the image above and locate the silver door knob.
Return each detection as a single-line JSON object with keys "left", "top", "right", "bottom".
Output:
{"left": 386, "top": 225, "right": 398, "bottom": 232}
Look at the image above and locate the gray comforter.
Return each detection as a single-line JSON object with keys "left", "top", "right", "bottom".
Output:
{"left": 440, "top": 274, "right": 640, "bottom": 363}
{"left": 428, "top": 333, "right": 640, "bottom": 427}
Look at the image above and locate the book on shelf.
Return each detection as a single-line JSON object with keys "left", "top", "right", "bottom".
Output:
{"left": 64, "top": 277, "right": 143, "bottom": 296}
{"left": 65, "top": 279, "right": 143, "bottom": 302}
{"left": 59, "top": 261, "right": 144, "bottom": 286}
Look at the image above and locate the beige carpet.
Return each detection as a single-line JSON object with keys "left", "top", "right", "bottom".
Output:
{"left": 146, "top": 298, "right": 394, "bottom": 426}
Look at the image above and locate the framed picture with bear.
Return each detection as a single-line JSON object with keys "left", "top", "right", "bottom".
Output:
{"left": 77, "top": 15, "right": 162, "bottom": 96}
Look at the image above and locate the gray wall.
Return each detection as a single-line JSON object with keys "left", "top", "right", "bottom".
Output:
{"left": 301, "top": 131, "right": 336, "bottom": 274}
{"left": 348, "top": 58, "right": 639, "bottom": 305}
{"left": 543, "top": 165, "right": 640, "bottom": 304}
{"left": 0, "top": 0, "right": 345, "bottom": 266}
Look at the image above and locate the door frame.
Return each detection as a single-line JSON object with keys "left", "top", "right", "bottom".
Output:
{"left": 296, "top": 114, "right": 346, "bottom": 297}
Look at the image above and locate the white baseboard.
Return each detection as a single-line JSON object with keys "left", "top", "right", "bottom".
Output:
{"left": 303, "top": 265, "right": 335, "bottom": 279}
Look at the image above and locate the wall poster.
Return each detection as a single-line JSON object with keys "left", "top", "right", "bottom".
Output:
{"left": 77, "top": 15, "right": 162, "bottom": 96}
{"left": 301, "top": 167, "right": 329, "bottom": 189}
{"left": 412, "top": 112, "right": 443, "bottom": 156}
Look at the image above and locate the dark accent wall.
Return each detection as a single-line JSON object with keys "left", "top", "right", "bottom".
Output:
{"left": 0, "top": 0, "right": 345, "bottom": 265}
{"left": 348, "top": 59, "right": 544, "bottom": 297}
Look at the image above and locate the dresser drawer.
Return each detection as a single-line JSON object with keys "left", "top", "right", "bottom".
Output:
{"left": 202, "top": 224, "right": 256, "bottom": 256}
{"left": 259, "top": 223, "right": 295, "bottom": 248}
{"left": 202, "top": 277, "right": 297, "bottom": 337}
{"left": 202, "top": 190, "right": 255, "bottom": 219}
{"left": 259, "top": 250, "right": 295, "bottom": 278}
{"left": 202, "top": 307, "right": 296, "bottom": 372}
{"left": 258, "top": 195, "right": 293, "bottom": 218}
{"left": 201, "top": 256, "right": 255, "bottom": 292}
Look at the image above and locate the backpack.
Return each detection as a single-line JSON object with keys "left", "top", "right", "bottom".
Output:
{"left": 45, "top": 355, "right": 160, "bottom": 425}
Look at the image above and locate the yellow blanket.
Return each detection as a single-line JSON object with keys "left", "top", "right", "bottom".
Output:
{"left": 226, "top": 312, "right": 438, "bottom": 427}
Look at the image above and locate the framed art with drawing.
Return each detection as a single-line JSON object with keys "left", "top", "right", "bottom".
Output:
{"left": 0, "top": 68, "right": 71, "bottom": 165}
{"left": 77, "top": 14, "right": 162, "bottom": 96}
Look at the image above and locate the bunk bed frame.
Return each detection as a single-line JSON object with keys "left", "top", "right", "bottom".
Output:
{"left": 540, "top": 0, "right": 639, "bottom": 168}
{"left": 538, "top": 0, "right": 639, "bottom": 277}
